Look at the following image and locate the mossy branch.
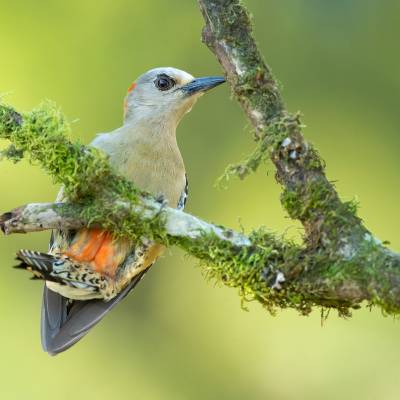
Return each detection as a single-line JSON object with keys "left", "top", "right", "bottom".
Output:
{"left": 197, "top": 0, "right": 363, "bottom": 250}
{"left": 1, "top": 100, "right": 400, "bottom": 315}
{"left": 0, "top": 0, "right": 400, "bottom": 317}
{"left": 195, "top": 0, "right": 400, "bottom": 314}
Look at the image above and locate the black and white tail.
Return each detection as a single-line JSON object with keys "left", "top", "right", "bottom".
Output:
{"left": 15, "top": 250, "right": 64, "bottom": 283}
{"left": 15, "top": 249, "right": 110, "bottom": 298}
{"left": 15, "top": 249, "right": 150, "bottom": 355}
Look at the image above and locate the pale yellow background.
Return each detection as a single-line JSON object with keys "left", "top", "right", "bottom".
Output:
{"left": 0, "top": 1, "right": 399, "bottom": 399}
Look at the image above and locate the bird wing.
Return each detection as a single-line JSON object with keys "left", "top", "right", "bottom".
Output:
{"left": 41, "top": 268, "right": 147, "bottom": 355}
{"left": 41, "top": 176, "right": 188, "bottom": 355}
{"left": 177, "top": 173, "right": 189, "bottom": 210}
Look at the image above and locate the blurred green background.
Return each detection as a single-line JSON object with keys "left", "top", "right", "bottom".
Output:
{"left": 0, "top": 0, "right": 400, "bottom": 399}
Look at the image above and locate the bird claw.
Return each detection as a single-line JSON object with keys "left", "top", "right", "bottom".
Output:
{"left": 155, "top": 194, "right": 167, "bottom": 204}
{"left": 154, "top": 195, "right": 168, "bottom": 217}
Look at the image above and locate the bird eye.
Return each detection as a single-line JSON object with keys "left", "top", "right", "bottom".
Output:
{"left": 154, "top": 74, "right": 175, "bottom": 91}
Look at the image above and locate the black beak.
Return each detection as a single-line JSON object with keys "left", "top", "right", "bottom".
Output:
{"left": 181, "top": 76, "right": 225, "bottom": 95}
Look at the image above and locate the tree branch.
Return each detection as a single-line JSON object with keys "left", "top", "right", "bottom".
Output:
{"left": 0, "top": 201, "right": 251, "bottom": 247}
{"left": 198, "top": 0, "right": 363, "bottom": 250}
{"left": 195, "top": 0, "right": 400, "bottom": 313}
{"left": 0, "top": 0, "right": 399, "bottom": 316}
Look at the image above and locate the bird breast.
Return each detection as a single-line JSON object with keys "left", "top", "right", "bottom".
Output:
{"left": 93, "top": 128, "right": 186, "bottom": 208}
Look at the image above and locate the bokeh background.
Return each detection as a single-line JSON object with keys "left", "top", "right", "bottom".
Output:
{"left": 0, "top": 0, "right": 400, "bottom": 399}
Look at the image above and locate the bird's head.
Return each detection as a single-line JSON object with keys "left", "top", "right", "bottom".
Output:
{"left": 124, "top": 67, "right": 225, "bottom": 125}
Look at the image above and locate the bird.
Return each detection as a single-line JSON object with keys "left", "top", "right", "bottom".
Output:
{"left": 15, "top": 67, "right": 225, "bottom": 355}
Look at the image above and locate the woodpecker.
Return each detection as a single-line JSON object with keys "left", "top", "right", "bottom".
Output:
{"left": 16, "top": 67, "right": 225, "bottom": 355}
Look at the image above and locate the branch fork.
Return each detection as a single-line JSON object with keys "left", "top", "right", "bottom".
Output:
{"left": 0, "top": 0, "right": 399, "bottom": 316}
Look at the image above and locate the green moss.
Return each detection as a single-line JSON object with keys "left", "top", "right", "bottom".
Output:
{"left": 0, "top": 100, "right": 368, "bottom": 314}
{"left": 1, "top": 91, "right": 399, "bottom": 315}
{"left": 173, "top": 226, "right": 323, "bottom": 314}
{"left": 1, "top": 102, "right": 111, "bottom": 199}
{"left": 217, "top": 113, "right": 302, "bottom": 184}
{"left": 78, "top": 197, "right": 167, "bottom": 243}
{"left": 216, "top": 135, "right": 270, "bottom": 184}
{"left": 203, "top": 0, "right": 284, "bottom": 125}
{"left": 0, "top": 144, "right": 24, "bottom": 163}
{"left": 0, "top": 101, "right": 166, "bottom": 243}
{"left": 281, "top": 179, "right": 334, "bottom": 221}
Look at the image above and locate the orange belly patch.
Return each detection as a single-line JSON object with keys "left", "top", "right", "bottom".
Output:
{"left": 65, "top": 228, "right": 130, "bottom": 277}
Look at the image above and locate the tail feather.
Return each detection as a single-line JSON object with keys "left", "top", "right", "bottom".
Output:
{"left": 15, "top": 249, "right": 107, "bottom": 298}
{"left": 16, "top": 249, "right": 152, "bottom": 354}
{"left": 42, "top": 269, "right": 149, "bottom": 355}
{"left": 15, "top": 250, "right": 63, "bottom": 283}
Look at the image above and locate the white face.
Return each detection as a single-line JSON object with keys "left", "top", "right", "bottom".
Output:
{"left": 124, "top": 67, "right": 225, "bottom": 124}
